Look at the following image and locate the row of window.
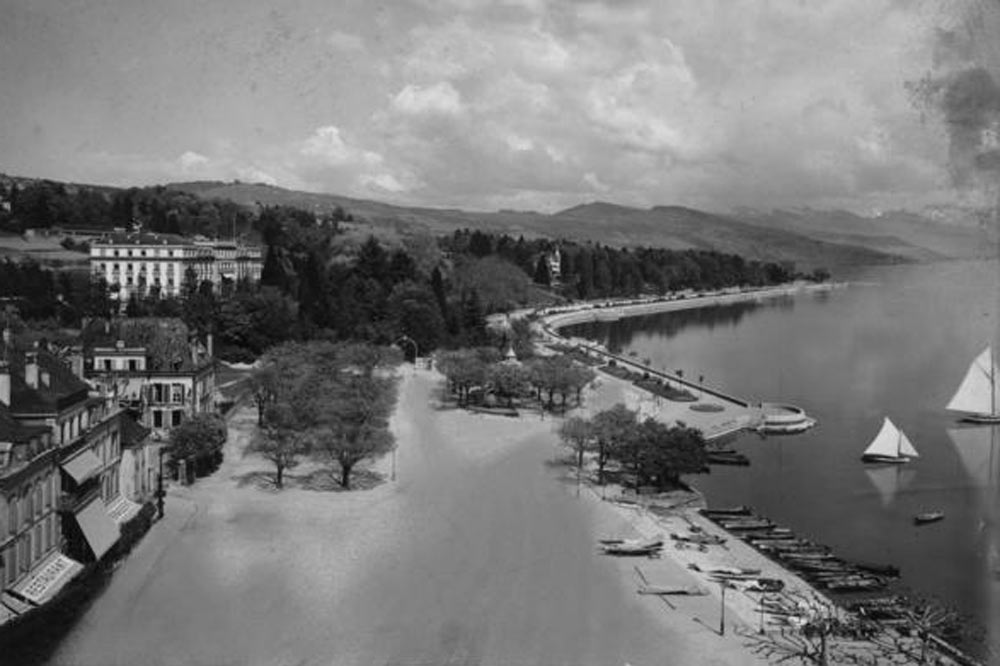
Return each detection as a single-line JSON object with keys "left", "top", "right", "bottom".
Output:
{"left": 95, "top": 248, "right": 179, "bottom": 258}
{"left": 4, "top": 472, "right": 56, "bottom": 537}
{"left": 1, "top": 514, "right": 57, "bottom": 587}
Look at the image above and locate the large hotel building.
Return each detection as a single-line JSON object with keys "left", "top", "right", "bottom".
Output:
{"left": 89, "top": 233, "right": 263, "bottom": 301}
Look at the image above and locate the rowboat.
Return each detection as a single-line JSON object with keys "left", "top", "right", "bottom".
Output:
{"left": 913, "top": 511, "right": 945, "bottom": 525}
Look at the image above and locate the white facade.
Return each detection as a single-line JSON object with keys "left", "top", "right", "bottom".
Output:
{"left": 90, "top": 233, "right": 262, "bottom": 301}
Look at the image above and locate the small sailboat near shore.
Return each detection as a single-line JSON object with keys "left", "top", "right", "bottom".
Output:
{"left": 861, "top": 418, "right": 919, "bottom": 464}
{"left": 947, "top": 347, "right": 1000, "bottom": 423}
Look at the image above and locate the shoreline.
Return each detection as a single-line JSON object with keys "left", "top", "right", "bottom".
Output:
{"left": 534, "top": 282, "right": 832, "bottom": 439}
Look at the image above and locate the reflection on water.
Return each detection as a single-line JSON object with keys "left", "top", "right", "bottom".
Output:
{"left": 563, "top": 261, "right": 1000, "bottom": 659}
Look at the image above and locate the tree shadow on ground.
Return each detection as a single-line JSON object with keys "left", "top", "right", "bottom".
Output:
{"left": 231, "top": 467, "right": 388, "bottom": 493}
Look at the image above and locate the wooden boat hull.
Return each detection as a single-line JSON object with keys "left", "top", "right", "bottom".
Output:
{"left": 861, "top": 454, "right": 909, "bottom": 464}
{"left": 913, "top": 512, "right": 944, "bottom": 525}
{"left": 959, "top": 413, "right": 1000, "bottom": 424}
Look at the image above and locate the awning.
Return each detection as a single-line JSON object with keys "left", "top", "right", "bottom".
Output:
{"left": 74, "top": 499, "right": 119, "bottom": 560}
{"left": 106, "top": 495, "right": 143, "bottom": 525}
{"left": 0, "top": 591, "right": 33, "bottom": 615}
{"left": 61, "top": 450, "right": 104, "bottom": 485}
{"left": 12, "top": 552, "right": 84, "bottom": 605}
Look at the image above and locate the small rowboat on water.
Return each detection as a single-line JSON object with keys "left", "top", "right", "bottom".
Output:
{"left": 914, "top": 511, "right": 945, "bottom": 525}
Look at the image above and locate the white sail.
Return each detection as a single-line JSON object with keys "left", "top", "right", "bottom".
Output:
{"left": 864, "top": 418, "right": 901, "bottom": 458}
{"left": 947, "top": 347, "right": 999, "bottom": 416}
{"left": 897, "top": 430, "right": 919, "bottom": 458}
{"left": 863, "top": 417, "right": 918, "bottom": 460}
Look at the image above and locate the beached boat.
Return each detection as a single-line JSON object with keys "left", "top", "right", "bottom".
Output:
{"left": 855, "top": 562, "right": 900, "bottom": 577}
{"left": 946, "top": 347, "right": 1000, "bottom": 423}
{"left": 601, "top": 535, "right": 664, "bottom": 556}
{"left": 914, "top": 511, "right": 945, "bottom": 525}
{"left": 861, "top": 417, "right": 919, "bottom": 464}
{"left": 702, "top": 506, "right": 752, "bottom": 516}
{"left": 637, "top": 585, "right": 707, "bottom": 596}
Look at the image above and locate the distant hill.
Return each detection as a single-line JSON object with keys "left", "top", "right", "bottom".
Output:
{"left": 167, "top": 181, "right": 919, "bottom": 269}
{"left": 5, "top": 173, "right": 992, "bottom": 270}
{"left": 732, "top": 207, "right": 992, "bottom": 262}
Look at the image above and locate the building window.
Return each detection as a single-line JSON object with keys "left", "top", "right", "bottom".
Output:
{"left": 45, "top": 515, "right": 52, "bottom": 550}
{"left": 103, "top": 359, "right": 112, "bottom": 371}
{"left": 7, "top": 501, "right": 15, "bottom": 536}
{"left": 7, "top": 545, "right": 16, "bottom": 584}
{"left": 153, "top": 411, "right": 163, "bottom": 428}
{"left": 171, "top": 384, "right": 184, "bottom": 403}
{"left": 128, "top": 359, "right": 137, "bottom": 371}
{"left": 34, "top": 524, "right": 41, "bottom": 560}
{"left": 35, "top": 485, "right": 42, "bottom": 517}
{"left": 172, "top": 410, "right": 183, "bottom": 426}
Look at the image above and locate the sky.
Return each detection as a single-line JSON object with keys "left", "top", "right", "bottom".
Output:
{"left": 1, "top": 0, "right": 998, "bottom": 214}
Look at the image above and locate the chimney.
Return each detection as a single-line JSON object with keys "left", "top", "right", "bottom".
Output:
{"left": 68, "top": 345, "right": 85, "bottom": 379}
{"left": 25, "top": 348, "right": 39, "bottom": 390}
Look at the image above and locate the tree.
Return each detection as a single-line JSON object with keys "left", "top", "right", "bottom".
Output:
{"left": 437, "top": 349, "right": 488, "bottom": 405}
{"left": 248, "top": 402, "right": 310, "bottom": 489}
{"left": 167, "top": 414, "right": 227, "bottom": 478}
{"left": 487, "top": 362, "right": 528, "bottom": 407}
{"left": 558, "top": 416, "right": 593, "bottom": 489}
{"left": 533, "top": 255, "right": 551, "bottom": 286}
{"left": 632, "top": 421, "right": 708, "bottom": 489}
{"left": 308, "top": 370, "right": 398, "bottom": 489}
{"left": 591, "top": 404, "right": 638, "bottom": 485}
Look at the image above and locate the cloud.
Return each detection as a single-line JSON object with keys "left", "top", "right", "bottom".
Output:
{"left": 179, "top": 151, "right": 210, "bottom": 171}
{"left": 300, "top": 125, "right": 382, "bottom": 167}
{"left": 391, "top": 82, "right": 463, "bottom": 115}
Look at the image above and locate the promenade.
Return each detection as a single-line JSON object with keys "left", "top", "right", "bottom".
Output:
{"left": 46, "top": 369, "right": 763, "bottom": 666}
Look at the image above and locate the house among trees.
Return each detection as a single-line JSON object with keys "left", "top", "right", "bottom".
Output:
{"left": 89, "top": 232, "right": 262, "bottom": 302}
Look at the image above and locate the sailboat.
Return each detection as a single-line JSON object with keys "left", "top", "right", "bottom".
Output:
{"left": 946, "top": 347, "right": 1000, "bottom": 423}
{"left": 861, "top": 417, "right": 919, "bottom": 464}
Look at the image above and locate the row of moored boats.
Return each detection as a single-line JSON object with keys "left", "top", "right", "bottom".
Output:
{"left": 702, "top": 507, "right": 897, "bottom": 593}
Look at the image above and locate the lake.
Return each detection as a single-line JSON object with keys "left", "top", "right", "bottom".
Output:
{"left": 562, "top": 259, "right": 1000, "bottom": 659}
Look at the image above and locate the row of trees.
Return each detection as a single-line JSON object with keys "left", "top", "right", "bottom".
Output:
{"left": 436, "top": 349, "right": 596, "bottom": 411}
{"left": 247, "top": 341, "right": 400, "bottom": 489}
{"left": 0, "top": 178, "right": 352, "bottom": 238}
{"left": 559, "top": 404, "right": 708, "bottom": 490}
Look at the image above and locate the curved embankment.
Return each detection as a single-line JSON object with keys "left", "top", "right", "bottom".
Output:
{"left": 534, "top": 283, "right": 835, "bottom": 437}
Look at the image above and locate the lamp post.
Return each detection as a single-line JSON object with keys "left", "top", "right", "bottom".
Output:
{"left": 156, "top": 446, "right": 165, "bottom": 519}
{"left": 719, "top": 580, "right": 729, "bottom": 636}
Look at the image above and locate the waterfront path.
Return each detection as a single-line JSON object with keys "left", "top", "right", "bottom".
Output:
{"left": 46, "top": 368, "right": 762, "bottom": 666}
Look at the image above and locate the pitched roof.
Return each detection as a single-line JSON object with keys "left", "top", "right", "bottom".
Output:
{"left": 82, "top": 318, "right": 211, "bottom": 372}
{"left": 120, "top": 414, "right": 151, "bottom": 447}
{"left": 7, "top": 349, "right": 90, "bottom": 415}
{"left": 91, "top": 232, "right": 193, "bottom": 247}
{"left": 0, "top": 402, "right": 31, "bottom": 443}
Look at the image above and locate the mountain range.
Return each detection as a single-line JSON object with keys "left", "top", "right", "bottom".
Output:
{"left": 169, "top": 180, "right": 995, "bottom": 269}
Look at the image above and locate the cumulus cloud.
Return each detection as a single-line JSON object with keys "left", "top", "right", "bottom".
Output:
{"left": 179, "top": 151, "right": 210, "bottom": 171}
{"left": 300, "top": 125, "right": 382, "bottom": 166}
{"left": 391, "top": 82, "right": 464, "bottom": 115}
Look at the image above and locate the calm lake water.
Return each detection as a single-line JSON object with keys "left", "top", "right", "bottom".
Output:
{"left": 563, "top": 259, "right": 1000, "bottom": 659}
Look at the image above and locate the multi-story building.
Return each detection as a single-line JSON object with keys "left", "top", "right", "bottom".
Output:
{"left": 83, "top": 318, "right": 216, "bottom": 437}
{"left": 0, "top": 337, "right": 130, "bottom": 625}
{"left": 89, "top": 232, "right": 262, "bottom": 302}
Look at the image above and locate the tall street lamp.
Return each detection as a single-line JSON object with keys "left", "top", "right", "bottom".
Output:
{"left": 156, "top": 446, "right": 165, "bottom": 519}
